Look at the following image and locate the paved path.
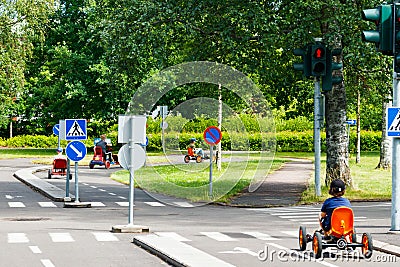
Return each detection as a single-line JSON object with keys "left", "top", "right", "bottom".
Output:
{"left": 230, "top": 158, "right": 313, "bottom": 207}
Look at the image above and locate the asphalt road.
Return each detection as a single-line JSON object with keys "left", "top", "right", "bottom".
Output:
{"left": 1, "top": 159, "right": 399, "bottom": 267}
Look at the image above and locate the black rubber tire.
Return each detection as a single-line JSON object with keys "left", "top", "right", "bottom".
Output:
{"left": 184, "top": 155, "right": 190, "bottom": 163}
{"left": 299, "top": 226, "right": 307, "bottom": 251}
{"left": 313, "top": 232, "right": 323, "bottom": 259}
{"left": 362, "top": 233, "right": 373, "bottom": 258}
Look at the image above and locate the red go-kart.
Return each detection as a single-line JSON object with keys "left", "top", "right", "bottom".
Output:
{"left": 89, "top": 146, "right": 113, "bottom": 169}
{"left": 299, "top": 206, "right": 373, "bottom": 259}
{"left": 48, "top": 158, "right": 72, "bottom": 179}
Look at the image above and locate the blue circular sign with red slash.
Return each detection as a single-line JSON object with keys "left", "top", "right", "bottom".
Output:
{"left": 203, "top": 126, "right": 222, "bottom": 146}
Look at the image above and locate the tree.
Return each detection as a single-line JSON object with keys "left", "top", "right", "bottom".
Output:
{"left": 0, "top": 0, "right": 54, "bottom": 130}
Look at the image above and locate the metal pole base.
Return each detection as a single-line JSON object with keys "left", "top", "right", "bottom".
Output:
{"left": 111, "top": 224, "right": 150, "bottom": 233}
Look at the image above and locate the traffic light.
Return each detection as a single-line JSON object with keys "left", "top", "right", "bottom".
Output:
{"left": 322, "top": 48, "right": 343, "bottom": 91}
{"left": 362, "top": 5, "right": 393, "bottom": 56}
{"left": 293, "top": 46, "right": 311, "bottom": 78}
{"left": 311, "top": 43, "right": 326, "bottom": 76}
{"left": 395, "top": 3, "right": 400, "bottom": 72}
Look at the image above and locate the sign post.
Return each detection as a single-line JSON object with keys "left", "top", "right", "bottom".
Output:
{"left": 112, "top": 115, "right": 149, "bottom": 233}
{"left": 203, "top": 126, "right": 222, "bottom": 198}
{"left": 64, "top": 140, "right": 90, "bottom": 208}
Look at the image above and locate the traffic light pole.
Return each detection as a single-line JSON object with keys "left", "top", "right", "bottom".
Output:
{"left": 314, "top": 78, "right": 322, "bottom": 196}
{"left": 392, "top": 71, "right": 400, "bottom": 232}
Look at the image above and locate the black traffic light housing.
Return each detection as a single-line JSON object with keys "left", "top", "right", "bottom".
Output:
{"left": 293, "top": 46, "right": 311, "bottom": 78}
{"left": 311, "top": 43, "right": 327, "bottom": 77}
{"left": 322, "top": 48, "right": 343, "bottom": 91}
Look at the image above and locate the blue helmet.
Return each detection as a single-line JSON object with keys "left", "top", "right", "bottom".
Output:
{"left": 190, "top": 138, "right": 196, "bottom": 142}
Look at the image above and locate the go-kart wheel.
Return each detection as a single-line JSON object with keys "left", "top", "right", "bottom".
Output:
{"left": 196, "top": 155, "right": 203, "bottom": 163}
{"left": 184, "top": 155, "right": 190, "bottom": 163}
{"left": 351, "top": 229, "right": 357, "bottom": 243}
{"left": 299, "top": 226, "right": 307, "bottom": 251}
{"left": 361, "top": 233, "right": 373, "bottom": 258}
{"left": 105, "top": 161, "right": 111, "bottom": 169}
{"left": 89, "top": 163, "right": 94, "bottom": 169}
{"left": 312, "top": 232, "right": 323, "bottom": 259}
{"left": 47, "top": 169, "right": 52, "bottom": 179}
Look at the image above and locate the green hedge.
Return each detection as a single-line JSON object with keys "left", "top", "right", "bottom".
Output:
{"left": 0, "top": 130, "right": 381, "bottom": 152}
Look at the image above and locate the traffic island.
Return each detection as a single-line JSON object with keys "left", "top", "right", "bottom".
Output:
{"left": 111, "top": 224, "right": 150, "bottom": 233}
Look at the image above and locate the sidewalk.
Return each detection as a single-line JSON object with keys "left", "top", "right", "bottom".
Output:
{"left": 13, "top": 158, "right": 400, "bottom": 258}
{"left": 230, "top": 158, "right": 312, "bottom": 207}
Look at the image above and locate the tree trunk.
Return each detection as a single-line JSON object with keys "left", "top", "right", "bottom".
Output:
{"left": 325, "top": 53, "right": 351, "bottom": 187}
{"left": 376, "top": 98, "right": 392, "bottom": 169}
{"left": 356, "top": 89, "right": 361, "bottom": 164}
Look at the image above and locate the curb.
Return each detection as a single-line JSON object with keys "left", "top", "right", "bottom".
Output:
{"left": 373, "top": 239, "right": 400, "bottom": 257}
{"left": 13, "top": 166, "right": 74, "bottom": 202}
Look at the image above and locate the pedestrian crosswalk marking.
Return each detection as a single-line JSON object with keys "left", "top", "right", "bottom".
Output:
{"left": 200, "top": 232, "right": 237, "bottom": 242}
{"left": 115, "top": 202, "right": 130, "bottom": 207}
{"left": 89, "top": 202, "right": 106, "bottom": 207}
{"left": 174, "top": 202, "right": 194, "bottom": 208}
{"left": 8, "top": 202, "right": 25, "bottom": 208}
{"left": 49, "top": 233, "right": 74, "bottom": 243}
{"left": 38, "top": 202, "right": 57, "bottom": 208}
{"left": 155, "top": 232, "right": 191, "bottom": 242}
{"left": 8, "top": 233, "right": 29, "bottom": 243}
{"left": 41, "top": 259, "right": 55, "bottom": 267}
{"left": 92, "top": 232, "right": 119, "bottom": 242}
{"left": 242, "top": 231, "right": 279, "bottom": 241}
{"left": 145, "top": 201, "right": 166, "bottom": 207}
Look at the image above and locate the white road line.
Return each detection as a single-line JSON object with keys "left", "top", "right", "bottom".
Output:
{"left": 118, "top": 196, "right": 127, "bottom": 199}
{"left": 5, "top": 195, "right": 14, "bottom": 199}
{"left": 155, "top": 232, "right": 191, "bottom": 242}
{"left": 92, "top": 232, "right": 119, "bottom": 242}
{"left": 145, "top": 202, "right": 166, "bottom": 207}
{"left": 90, "top": 185, "right": 97, "bottom": 189}
{"left": 49, "top": 233, "right": 74, "bottom": 243}
{"left": 266, "top": 243, "right": 339, "bottom": 267}
{"left": 8, "top": 233, "right": 29, "bottom": 243}
{"left": 115, "top": 202, "right": 129, "bottom": 207}
{"left": 38, "top": 202, "right": 57, "bottom": 208}
{"left": 41, "top": 259, "right": 55, "bottom": 267}
{"left": 280, "top": 215, "right": 319, "bottom": 219}
{"left": 242, "top": 231, "right": 279, "bottom": 241}
{"left": 271, "top": 212, "right": 319, "bottom": 216}
{"left": 200, "top": 232, "right": 237, "bottom": 242}
{"left": 108, "top": 192, "right": 116, "bottom": 196}
{"left": 99, "top": 189, "right": 106, "bottom": 192}
{"left": 8, "top": 202, "right": 25, "bottom": 208}
{"left": 29, "top": 246, "right": 42, "bottom": 254}
{"left": 280, "top": 230, "right": 298, "bottom": 237}
{"left": 82, "top": 183, "right": 89, "bottom": 186}
{"left": 174, "top": 202, "right": 194, "bottom": 208}
{"left": 89, "top": 202, "right": 106, "bottom": 207}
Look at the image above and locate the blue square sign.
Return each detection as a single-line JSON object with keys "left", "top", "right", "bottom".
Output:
{"left": 65, "top": 119, "right": 87, "bottom": 140}
{"left": 387, "top": 107, "right": 400, "bottom": 137}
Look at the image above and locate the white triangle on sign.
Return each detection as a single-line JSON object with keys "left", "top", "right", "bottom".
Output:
{"left": 389, "top": 110, "right": 400, "bottom": 132}
{"left": 67, "top": 120, "right": 85, "bottom": 137}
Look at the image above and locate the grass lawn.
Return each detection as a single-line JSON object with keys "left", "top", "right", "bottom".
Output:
{"left": 300, "top": 152, "right": 391, "bottom": 204}
{"left": 112, "top": 153, "right": 285, "bottom": 203}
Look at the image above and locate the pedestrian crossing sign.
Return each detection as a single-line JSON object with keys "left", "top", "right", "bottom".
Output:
{"left": 65, "top": 119, "right": 87, "bottom": 140}
{"left": 387, "top": 107, "right": 400, "bottom": 137}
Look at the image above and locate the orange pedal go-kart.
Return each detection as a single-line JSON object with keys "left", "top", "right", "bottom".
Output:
{"left": 299, "top": 206, "right": 373, "bottom": 259}
{"left": 48, "top": 158, "right": 72, "bottom": 179}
